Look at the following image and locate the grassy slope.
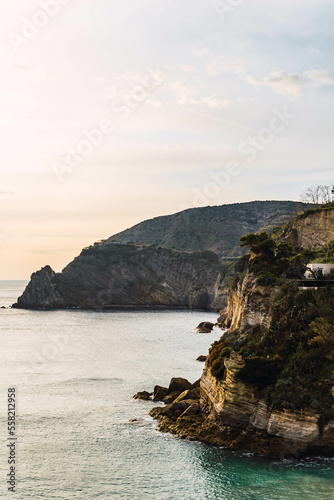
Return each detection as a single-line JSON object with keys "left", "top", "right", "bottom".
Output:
{"left": 108, "top": 201, "right": 309, "bottom": 257}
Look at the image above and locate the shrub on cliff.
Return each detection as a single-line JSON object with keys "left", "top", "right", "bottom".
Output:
{"left": 208, "top": 342, "right": 231, "bottom": 379}
{"left": 239, "top": 232, "right": 295, "bottom": 278}
{"left": 236, "top": 286, "right": 334, "bottom": 416}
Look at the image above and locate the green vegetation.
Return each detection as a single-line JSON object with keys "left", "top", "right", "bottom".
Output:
{"left": 313, "top": 240, "right": 334, "bottom": 264}
{"left": 208, "top": 228, "right": 334, "bottom": 426}
{"left": 108, "top": 201, "right": 310, "bottom": 258}
{"left": 208, "top": 285, "right": 334, "bottom": 425}
{"left": 239, "top": 231, "right": 314, "bottom": 281}
{"left": 295, "top": 202, "right": 334, "bottom": 221}
{"left": 192, "top": 250, "right": 220, "bottom": 265}
{"left": 238, "top": 230, "right": 334, "bottom": 282}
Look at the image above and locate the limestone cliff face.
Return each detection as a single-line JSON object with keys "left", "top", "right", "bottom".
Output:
{"left": 14, "top": 244, "right": 225, "bottom": 310}
{"left": 216, "top": 271, "right": 279, "bottom": 335}
{"left": 281, "top": 208, "right": 334, "bottom": 250}
{"left": 222, "top": 272, "right": 278, "bottom": 332}
{"left": 200, "top": 355, "right": 334, "bottom": 457}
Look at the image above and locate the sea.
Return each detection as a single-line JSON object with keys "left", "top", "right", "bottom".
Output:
{"left": 0, "top": 281, "right": 333, "bottom": 499}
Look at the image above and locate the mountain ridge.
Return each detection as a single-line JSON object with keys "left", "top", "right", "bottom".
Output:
{"left": 108, "top": 201, "right": 309, "bottom": 257}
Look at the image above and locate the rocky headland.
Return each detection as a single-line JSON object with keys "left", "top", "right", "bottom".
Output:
{"left": 13, "top": 244, "right": 227, "bottom": 310}
{"left": 13, "top": 200, "right": 312, "bottom": 311}
{"left": 143, "top": 206, "right": 334, "bottom": 458}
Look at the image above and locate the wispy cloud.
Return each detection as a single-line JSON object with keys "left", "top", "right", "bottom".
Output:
{"left": 193, "top": 47, "right": 210, "bottom": 57}
{"left": 245, "top": 69, "right": 334, "bottom": 96}
{"left": 202, "top": 95, "right": 230, "bottom": 108}
{"left": 178, "top": 64, "right": 195, "bottom": 73}
{"left": 205, "top": 60, "right": 246, "bottom": 76}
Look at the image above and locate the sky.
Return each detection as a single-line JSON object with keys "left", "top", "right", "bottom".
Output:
{"left": 0, "top": 0, "right": 333, "bottom": 279}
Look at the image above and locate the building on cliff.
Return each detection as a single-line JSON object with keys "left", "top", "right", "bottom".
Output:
{"left": 305, "top": 263, "right": 334, "bottom": 279}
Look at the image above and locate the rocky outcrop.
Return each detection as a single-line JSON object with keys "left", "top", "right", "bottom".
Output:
{"left": 279, "top": 207, "right": 334, "bottom": 250}
{"left": 13, "top": 244, "right": 226, "bottom": 310}
{"left": 148, "top": 209, "right": 334, "bottom": 457}
{"left": 149, "top": 355, "right": 334, "bottom": 457}
{"left": 199, "top": 356, "right": 334, "bottom": 457}
{"left": 220, "top": 271, "right": 279, "bottom": 335}
{"left": 14, "top": 265, "right": 67, "bottom": 309}
{"left": 196, "top": 322, "right": 215, "bottom": 333}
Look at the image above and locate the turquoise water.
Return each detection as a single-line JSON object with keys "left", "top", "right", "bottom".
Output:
{"left": 0, "top": 281, "right": 333, "bottom": 499}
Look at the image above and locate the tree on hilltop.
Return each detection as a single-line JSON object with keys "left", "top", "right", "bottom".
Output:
{"left": 300, "top": 185, "right": 332, "bottom": 206}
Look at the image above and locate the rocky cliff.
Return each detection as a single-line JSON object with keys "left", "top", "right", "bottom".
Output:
{"left": 148, "top": 349, "right": 334, "bottom": 457}
{"left": 150, "top": 272, "right": 334, "bottom": 457}
{"left": 217, "top": 271, "right": 278, "bottom": 333}
{"left": 277, "top": 206, "right": 334, "bottom": 250}
{"left": 149, "top": 211, "right": 334, "bottom": 457}
{"left": 13, "top": 244, "right": 226, "bottom": 310}
{"left": 14, "top": 200, "right": 310, "bottom": 311}
{"left": 199, "top": 355, "right": 334, "bottom": 457}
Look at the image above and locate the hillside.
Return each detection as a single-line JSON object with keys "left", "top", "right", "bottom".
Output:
{"left": 108, "top": 201, "right": 309, "bottom": 258}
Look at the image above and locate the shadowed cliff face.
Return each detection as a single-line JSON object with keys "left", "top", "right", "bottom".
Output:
{"left": 13, "top": 244, "right": 226, "bottom": 310}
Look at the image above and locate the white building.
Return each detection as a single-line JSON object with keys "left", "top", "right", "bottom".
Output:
{"left": 305, "top": 263, "right": 334, "bottom": 279}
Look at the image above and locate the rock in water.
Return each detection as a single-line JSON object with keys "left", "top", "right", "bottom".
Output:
{"left": 196, "top": 322, "right": 215, "bottom": 333}
{"left": 133, "top": 391, "right": 152, "bottom": 401}
{"left": 167, "top": 377, "right": 192, "bottom": 395}
{"left": 153, "top": 386, "right": 168, "bottom": 402}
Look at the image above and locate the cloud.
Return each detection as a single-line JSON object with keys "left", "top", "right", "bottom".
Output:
{"left": 245, "top": 70, "right": 334, "bottom": 96}
{"left": 194, "top": 47, "right": 210, "bottom": 57}
{"left": 170, "top": 81, "right": 199, "bottom": 106}
{"left": 0, "top": 191, "right": 15, "bottom": 195}
{"left": 303, "top": 70, "right": 334, "bottom": 86}
{"left": 205, "top": 60, "right": 246, "bottom": 76}
{"left": 201, "top": 95, "right": 230, "bottom": 108}
{"left": 146, "top": 99, "right": 162, "bottom": 109}
{"left": 11, "top": 63, "right": 32, "bottom": 72}
{"left": 178, "top": 64, "right": 194, "bottom": 73}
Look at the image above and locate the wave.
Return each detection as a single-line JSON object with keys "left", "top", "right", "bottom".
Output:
{"left": 44, "top": 377, "right": 124, "bottom": 387}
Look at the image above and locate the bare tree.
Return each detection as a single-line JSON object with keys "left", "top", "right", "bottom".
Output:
{"left": 300, "top": 185, "right": 332, "bottom": 206}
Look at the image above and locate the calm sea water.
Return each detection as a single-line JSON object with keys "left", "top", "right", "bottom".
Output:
{"left": 0, "top": 281, "right": 333, "bottom": 499}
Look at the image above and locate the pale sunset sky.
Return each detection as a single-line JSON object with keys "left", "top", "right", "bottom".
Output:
{"left": 1, "top": 0, "right": 333, "bottom": 279}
